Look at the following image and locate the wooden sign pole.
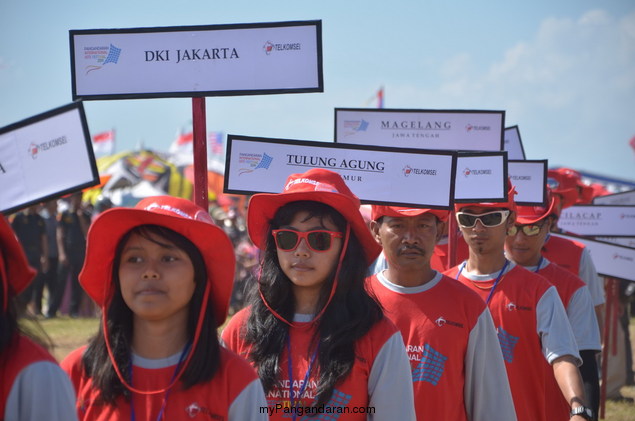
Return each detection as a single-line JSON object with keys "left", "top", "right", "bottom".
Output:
{"left": 192, "top": 97, "right": 209, "bottom": 210}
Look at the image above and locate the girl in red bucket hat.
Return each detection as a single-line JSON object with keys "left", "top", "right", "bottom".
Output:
{"left": 0, "top": 215, "right": 78, "bottom": 421}
{"left": 60, "top": 196, "right": 267, "bottom": 421}
{"left": 222, "top": 169, "right": 415, "bottom": 420}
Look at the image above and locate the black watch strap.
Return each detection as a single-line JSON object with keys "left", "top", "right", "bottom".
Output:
{"left": 570, "top": 406, "right": 593, "bottom": 420}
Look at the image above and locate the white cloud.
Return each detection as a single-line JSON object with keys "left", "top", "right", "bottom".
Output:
{"left": 423, "top": 9, "right": 635, "bottom": 178}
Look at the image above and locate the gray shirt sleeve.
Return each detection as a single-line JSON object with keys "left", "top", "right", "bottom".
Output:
{"left": 537, "top": 286, "right": 582, "bottom": 365}
{"left": 566, "top": 286, "right": 602, "bottom": 351}
{"left": 578, "top": 248, "right": 605, "bottom": 306}
{"left": 368, "top": 251, "right": 388, "bottom": 277}
{"left": 367, "top": 331, "right": 416, "bottom": 420}
{"left": 5, "top": 361, "right": 78, "bottom": 421}
{"left": 228, "top": 378, "right": 269, "bottom": 421}
{"left": 464, "top": 309, "right": 517, "bottom": 421}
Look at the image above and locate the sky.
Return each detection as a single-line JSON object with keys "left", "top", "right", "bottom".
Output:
{"left": 1, "top": 0, "right": 634, "bottom": 182}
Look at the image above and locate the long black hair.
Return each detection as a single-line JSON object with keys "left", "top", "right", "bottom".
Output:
{"left": 81, "top": 225, "right": 220, "bottom": 405}
{"left": 0, "top": 264, "right": 52, "bottom": 357}
{"left": 243, "top": 201, "right": 383, "bottom": 407}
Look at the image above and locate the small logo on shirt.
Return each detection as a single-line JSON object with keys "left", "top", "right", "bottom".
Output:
{"left": 185, "top": 402, "right": 222, "bottom": 419}
{"left": 435, "top": 316, "right": 464, "bottom": 328}
{"left": 506, "top": 302, "right": 532, "bottom": 311}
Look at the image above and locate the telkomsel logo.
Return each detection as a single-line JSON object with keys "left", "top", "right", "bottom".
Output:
{"left": 434, "top": 316, "right": 463, "bottom": 328}
{"left": 263, "top": 40, "right": 302, "bottom": 55}
{"left": 403, "top": 165, "right": 437, "bottom": 177}
{"left": 613, "top": 253, "right": 634, "bottom": 262}
{"left": 463, "top": 167, "right": 492, "bottom": 178}
{"left": 27, "top": 136, "right": 68, "bottom": 160}
{"left": 84, "top": 44, "right": 122, "bottom": 74}
{"left": 465, "top": 124, "right": 491, "bottom": 132}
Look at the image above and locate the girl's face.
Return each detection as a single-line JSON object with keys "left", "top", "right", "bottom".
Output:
{"left": 275, "top": 211, "right": 343, "bottom": 303}
{"left": 118, "top": 231, "right": 196, "bottom": 324}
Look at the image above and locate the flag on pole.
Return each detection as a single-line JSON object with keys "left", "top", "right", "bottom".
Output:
{"left": 91, "top": 130, "right": 115, "bottom": 156}
{"left": 364, "top": 86, "right": 384, "bottom": 109}
{"left": 377, "top": 86, "right": 384, "bottom": 108}
{"left": 630, "top": 135, "right": 635, "bottom": 154}
{"left": 169, "top": 128, "right": 225, "bottom": 167}
{"left": 169, "top": 129, "right": 194, "bottom": 166}
{"left": 208, "top": 131, "right": 224, "bottom": 157}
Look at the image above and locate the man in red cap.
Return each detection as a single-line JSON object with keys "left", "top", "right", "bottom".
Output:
{"left": 445, "top": 182, "right": 593, "bottom": 421}
{"left": 545, "top": 170, "right": 605, "bottom": 333}
{"left": 505, "top": 191, "right": 601, "bottom": 420}
{"left": 368, "top": 205, "right": 515, "bottom": 420}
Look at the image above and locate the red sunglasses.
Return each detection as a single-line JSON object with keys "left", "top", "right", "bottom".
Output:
{"left": 272, "top": 229, "right": 343, "bottom": 252}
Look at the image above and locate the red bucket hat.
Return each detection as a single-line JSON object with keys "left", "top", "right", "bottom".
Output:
{"left": 247, "top": 168, "right": 381, "bottom": 265}
{"left": 80, "top": 195, "right": 235, "bottom": 326}
{"left": 0, "top": 216, "right": 37, "bottom": 310}
{"left": 515, "top": 189, "right": 559, "bottom": 225}
{"left": 371, "top": 205, "right": 449, "bottom": 222}
{"left": 454, "top": 179, "right": 518, "bottom": 213}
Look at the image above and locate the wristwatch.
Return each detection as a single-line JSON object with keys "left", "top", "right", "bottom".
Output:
{"left": 570, "top": 406, "right": 593, "bottom": 420}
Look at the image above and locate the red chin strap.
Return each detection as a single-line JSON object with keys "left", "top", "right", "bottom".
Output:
{"left": 0, "top": 256, "right": 7, "bottom": 312}
{"left": 259, "top": 224, "right": 351, "bottom": 327}
{"left": 102, "top": 280, "right": 211, "bottom": 395}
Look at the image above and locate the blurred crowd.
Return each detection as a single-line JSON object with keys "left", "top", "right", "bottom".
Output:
{"left": 7, "top": 192, "right": 258, "bottom": 319}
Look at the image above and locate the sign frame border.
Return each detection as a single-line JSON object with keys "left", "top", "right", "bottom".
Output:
{"left": 332, "top": 107, "right": 506, "bottom": 151}
{"left": 453, "top": 150, "right": 509, "bottom": 203}
{"left": 0, "top": 101, "right": 100, "bottom": 215}
{"left": 70, "top": 20, "right": 324, "bottom": 101}
{"left": 508, "top": 159, "right": 547, "bottom": 206}
{"left": 553, "top": 232, "right": 635, "bottom": 282}
{"left": 223, "top": 134, "right": 458, "bottom": 209}
{"left": 593, "top": 189, "right": 635, "bottom": 205}
{"left": 558, "top": 204, "right": 635, "bottom": 238}
{"left": 504, "top": 125, "right": 527, "bottom": 160}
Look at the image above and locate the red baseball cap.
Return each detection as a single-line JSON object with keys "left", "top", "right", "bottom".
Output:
{"left": 515, "top": 190, "right": 559, "bottom": 225}
{"left": 80, "top": 196, "right": 235, "bottom": 326}
{"left": 547, "top": 168, "right": 580, "bottom": 209}
{"left": 0, "top": 216, "right": 37, "bottom": 310}
{"left": 370, "top": 205, "right": 449, "bottom": 222}
{"left": 454, "top": 180, "right": 518, "bottom": 213}
{"left": 247, "top": 168, "right": 381, "bottom": 265}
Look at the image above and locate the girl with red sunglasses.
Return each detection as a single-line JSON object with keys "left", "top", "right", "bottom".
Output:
{"left": 222, "top": 169, "right": 415, "bottom": 420}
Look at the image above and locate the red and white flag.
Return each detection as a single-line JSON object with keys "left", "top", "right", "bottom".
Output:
{"left": 91, "top": 130, "right": 115, "bottom": 156}
{"left": 169, "top": 130, "right": 194, "bottom": 156}
{"left": 169, "top": 129, "right": 224, "bottom": 167}
{"left": 630, "top": 135, "right": 635, "bottom": 154}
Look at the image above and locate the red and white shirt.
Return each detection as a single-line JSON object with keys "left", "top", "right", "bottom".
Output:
{"left": 222, "top": 307, "right": 416, "bottom": 421}
{"left": 367, "top": 271, "right": 516, "bottom": 421}
{"left": 62, "top": 345, "right": 267, "bottom": 421}
{"left": 1, "top": 334, "right": 77, "bottom": 421}
{"left": 524, "top": 258, "right": 601, "bottom": 421}
{"left": 445, "top": 262, "right": 580, "bottom": 421}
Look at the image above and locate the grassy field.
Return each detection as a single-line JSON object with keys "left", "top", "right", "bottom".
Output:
{"left": 21, "top": 314, "right": 635, "bottom": 420}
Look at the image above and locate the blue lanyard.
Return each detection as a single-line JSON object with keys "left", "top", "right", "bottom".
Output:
{"left": 286, "top": 334, "right": 318, "bottom": 421}
{"left": 130, "top": 342, "right": 191, "bottom": 421}
{"left": 457, "top": 260, "right": 509, "bottom": 305}
{"left": 534, "top": 256, "right": 544, "bottom": 273}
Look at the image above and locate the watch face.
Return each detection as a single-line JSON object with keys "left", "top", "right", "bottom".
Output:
{"left": 571, "top": 406, "right": 593, "bottom": 419}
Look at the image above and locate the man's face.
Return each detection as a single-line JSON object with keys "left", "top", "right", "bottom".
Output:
{"left": 371, "top": 213, "right": 442, "bottom": 272}
{"left": 456, "top": 206, "right": 515, "bottom": 256}
{"left": 505, "top": 218, "right": 552, "bottom": 266}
